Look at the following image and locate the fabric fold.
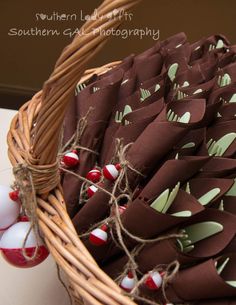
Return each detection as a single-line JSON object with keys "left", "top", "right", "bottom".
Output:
{"left": 164, "top": 254, "right": 236, "bottom": 302}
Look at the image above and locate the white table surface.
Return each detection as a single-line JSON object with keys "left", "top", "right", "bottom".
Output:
{"left": 0, "top": 108, "right": 69, "bottom": 305}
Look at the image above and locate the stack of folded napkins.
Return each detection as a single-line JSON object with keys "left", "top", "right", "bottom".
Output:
{"left": 61, "top": 32, "right": 236, "bottom": 305}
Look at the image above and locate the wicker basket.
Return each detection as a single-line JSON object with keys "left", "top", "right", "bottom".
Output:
{"left": 7, "top": 0, "right": 141, "bottom": 304}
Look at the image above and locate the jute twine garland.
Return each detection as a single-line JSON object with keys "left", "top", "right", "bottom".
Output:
{"left": 11, "top": 108, "right": 184, "bottom": 304}
{"left": 60, "top": 106, "right": 99, "bottom": 156}
{"left": 12, "top": 160, "right": 75, "bottom": 304}
{"left": 8, "top": 108, "right": 98, "bottom": 303}
{"left": 60, "top": 137, "right": 185, "bottom": 304}
{"left": 13, "top": 164, "right": 43, "bottom": 260}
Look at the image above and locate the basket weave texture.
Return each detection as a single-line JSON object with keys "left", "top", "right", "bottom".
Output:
{"left": 7, "top": 0, "right": 140, "bottom": 304}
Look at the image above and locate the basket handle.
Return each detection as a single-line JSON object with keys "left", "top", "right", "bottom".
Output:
{"left": 31, "top": 0, "right": 141, "bottom": 166}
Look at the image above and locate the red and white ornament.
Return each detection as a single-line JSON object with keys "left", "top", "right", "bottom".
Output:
{"left": 9, "top": 189, "right": 19, "bottom": 202}
{"left": 145, "top": 271, "right": 163, "bottom": 290}
{"left": 19, "top": 215, "right": 29, "bottom": 222}
{"left": 62, "top": 150, "right": 79, "bottom": 167}
{"left": 87, "top": 185, "right": 98, "bottom": 198}
{"left": 103, "top": 164, "right": 121, "bottom": 181}
{"left": 0, "top": 185, "right": 20, "bottom": 232}
{"left": 118, "top": 205, "right": 127, "bottom": 214}
{"left": 89, "top": 224, "right": 108, "bottom": 246}
{"left": 0, "top": 220, "right": 49, "bottom": 268}
{"left": 111, "top": 205, "right": 127, "bottom": 216}
{"left": 120, "top": 272, "right": 135, "bottom": 292}
{"left": 86, "top": 168, "right": 101, "bottom": 183}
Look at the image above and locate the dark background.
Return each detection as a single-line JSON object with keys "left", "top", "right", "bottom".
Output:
{"left": 1, "top": 0, "right": 236, "bottom": 109}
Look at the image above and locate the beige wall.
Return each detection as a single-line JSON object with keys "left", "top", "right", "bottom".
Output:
{"left": 1, "top": 0, "right": 236, "bottom": 90}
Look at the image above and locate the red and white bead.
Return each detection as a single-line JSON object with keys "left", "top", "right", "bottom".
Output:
{"left": 0, "top": 220, "right": 49, "bottom": 268}
{"left": 103, "top": 164, "right": 121, "bottom": 181}
{"left": 19, "top": 215, "right": 29, "bottom": 222}
{"left": 118, "top": 205, "right": 127, "bottom": 214}
{"left": 86, "top": 168, "right": 101, "bottom": 183}
{"left": 62, "top": 150, "right": 79, "bottom": 167}
{"left": 0, "top": 185, "right": 20, "bottom": 232}
{"left": 89, "top": 224, "right": 108, "bottom": 246}
{"left": 145, "top": 271, "right": 164, "bottom": 290}
{"left": 120, "top": 272, "right": 135, "bottom": 292}
{"left": 87, "top": 185, "right": 98, "bottom": 198}
{"left": 111, "top": 205, "right": 127, "bottom": 216}
{"left": 9, "top": 189, "right": 19, "bottom": 202}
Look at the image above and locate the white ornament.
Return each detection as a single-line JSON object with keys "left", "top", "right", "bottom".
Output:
{"left": 120, "top": 272, "right": 135, "bottom": 292}
{"left": 0, "top": 185, "right": 20, "bottom": 230}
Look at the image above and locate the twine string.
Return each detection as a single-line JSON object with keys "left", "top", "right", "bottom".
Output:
{"left": 63, "top": 138, "right": 182, "bottom": 303}
{"left": 56, "top": 264, "right": 73, "bottom": 305}
{"left": 161, "top": 260, "right": 180, "bottom": 302}
{"left": 13, "top": 164, "right": 42, "bottom": 260}
{"left": 12, "top": 133, "right": 181, "bottom": 304}
{"left": 112, "top": 139, "right": 145, "bottom": 195}
{"left": 60, "top": 107, "right": 98, "bottom": 156}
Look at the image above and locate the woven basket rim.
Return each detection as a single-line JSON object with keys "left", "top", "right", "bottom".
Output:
{"left": 7, "top": 0, "right": 140, "bottom": 304}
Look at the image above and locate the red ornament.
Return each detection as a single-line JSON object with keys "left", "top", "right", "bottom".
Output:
{"left": 9, "top": 190, "right": 19, "bottom": 201}
{"left": 103, "top": 164, "right": 121, "bottom": 181}
{"left": 89, "top": 224, "right": 108, "bottom": 246}
{"left": 120, "top": 271, "right": 135, "bottom": 292}
{"left": 145, "top": 271, "right": 163, "bottom": 290}
{"left": 19, "top": 215, "right": 29, "bottom": 222}
{"left": 63, "top": 150, "right": 79, "bottom": 167}
{"left": 87, "top": 185, "right": 98, "bottom": 198}
{"left": 86, "top": 168, "right": 101, "bottom": 183}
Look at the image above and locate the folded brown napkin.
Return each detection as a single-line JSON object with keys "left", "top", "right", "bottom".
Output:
{"left": 197, "top": 157, "right": 236, "bottom": 178}
{"left": 173, "top": 78, "right": 215, "bottom": 102}
{"left": 164, "top": 43, "right": 190, "bottom": 76}
{"left": 220, "top": 196, "right": 236, "bottom": 215}
{"left": 163, "top": 254, "right": 236, "bottom": 302}
{"left": 101, "top": 98, "right": 165, "bottom": 166}
{"left": 60, "top": 32, "right": 236, "bottom": 305}
{"left": 194, "top": 298, "right": 236, "bottom": 305}
{"left": 209, "top": 81, "right": 236, "bottom": 105}
{"left": 133, "top": 53, "right": 163, "bottom": 85}
{"left": 190, "top": 34, "right": 230, "bottom": 62}
{"left": 213, "top": 62, "right": 236, "bottom": 90}
{"left": 73, "top": 99, "right": 206, "bottom": 232}
{"left": 63, "top": 69, "right": 123, "bottom": 217}
{"left": 206, "top": 120, "right": 236, "bottom": 158}
{"left": 99, "top": 83, "right": 166, "bottom": 166}
{"left": 160, "top": 32, "right": 187, "bottom": 57}
{"left": 187, "top": 178, "right": 234, "bottom": 205}
{"left": 217, "top": 103, "right": 236, "bottom": 122}
{"left": 103, "top": 209, "right": 236, "bottom": 280}
{"left": 218, "top": 45, "right": 236, "bottom": 69}
{"left": 84, "top": 156, "right": 208, "bottom": 263}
